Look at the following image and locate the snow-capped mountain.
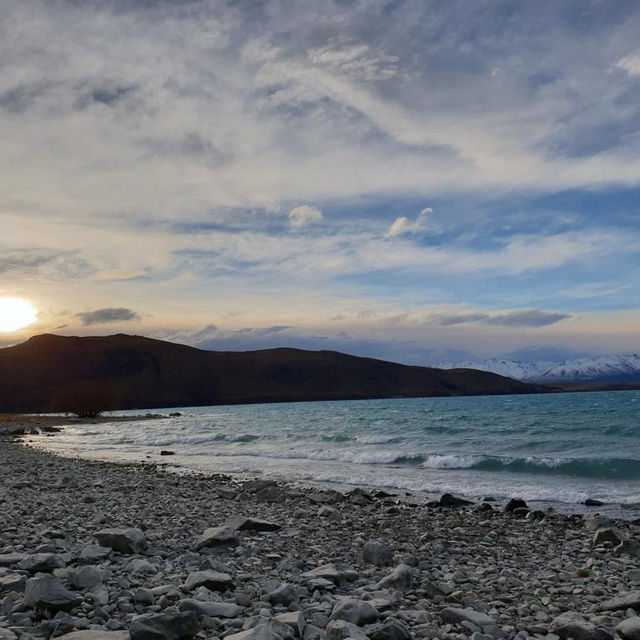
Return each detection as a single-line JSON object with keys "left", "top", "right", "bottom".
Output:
{"left": 434, "top": 354, "right": 640, "bottom": 383}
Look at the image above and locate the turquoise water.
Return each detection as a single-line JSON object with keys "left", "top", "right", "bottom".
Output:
{"left": 33, "top": 390, "right": 640, "bottom": 517}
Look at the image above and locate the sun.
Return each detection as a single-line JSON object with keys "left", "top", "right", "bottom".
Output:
{"left": 0, "top": 297, "right": 38, "bottom": 332}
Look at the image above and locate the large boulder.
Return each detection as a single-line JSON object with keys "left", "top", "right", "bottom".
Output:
{"left": 505, "top": 498, "right": 528, "bottom": 512}
{"left": 616, "top": 617, "right": 640, "bottom": 640}
{"left": 549, "top": 612, "right": 613, "bottom": 640}
{"left": 331, "top": 598, "right": 379, "bottom": 625}
{"left": 129, "top": 610, "right": 201, "bottom": 640}
{"left": 439, "top": 493, "right": 473, "bottom": 507}
{"left": 95, "top": 527, "right": 146, "bottom": 554}
{"left": 23, "top": 575, "right": 83, "bottom": 612}
{"left": 362, "top": 540, "right": 393, "bottom": 566}
{"left": 593, "top": 527, "right": 624, "bottom": 546}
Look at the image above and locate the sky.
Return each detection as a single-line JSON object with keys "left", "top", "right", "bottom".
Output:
{"left": 1, "top": 0, "right": 640, "bottom": 364}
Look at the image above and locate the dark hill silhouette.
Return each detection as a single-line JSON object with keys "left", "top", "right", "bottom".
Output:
{"left": 0, "top": 333, "right": 548, "bottom": 412}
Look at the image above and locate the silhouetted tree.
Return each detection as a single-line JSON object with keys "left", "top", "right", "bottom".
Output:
{"left": 51, "top": 380, "right": 117, "bottom": 418}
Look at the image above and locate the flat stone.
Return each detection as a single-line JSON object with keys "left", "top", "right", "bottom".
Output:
{"left": 584, "top": 515, "right": 614, "bottom": 531}
{"left": 17, "top": 553, "right": 63, "bottom": 573}
{"left": 94, "top": 527, "right": 146, "bottom": 554}
{"left": 0, "top": 553, "right": 26, "bottom": 567}
{"left": 331, "top": 598, "right": 379, "bottom": 625}
{"left": 127, "top": 558, "right": 158, "bottom": 574}
{"left": 129, "top": 610, "right": 201, "bottom": 640}
{"left": 242, "top": 479, "right": 277, "bottom": 493}
{"left": 226, "top": 516, "right": 282, "bottom": 531}
{"left": 348, "top": 488, "right": 374, "bottom": 505}
{"left": 441, "top": 607, "right": 496, "bottom": 631}
{"left": 300, "top": 563, "right": 341, "bottom": 583}
{"left": 194, "top": 525, "right": 239, "bottom": 549}
{"left": 77, "top": 545, "right": 112, "bottom": 564}
{"left": 0, "top": 572, "right": 27, "bottom": 594}
{"left": 215, "top": 486, "right": 238, "bottom": 499}
{"left": 184, "top": 570, "right": 233, "bottom": 592}
{"left": 56, "top": 633, "right": 130, "bottom": 640}
{"left": 178, "top": 598, "right": 244, "bottom": 619}
{"left": 325, "top": 620, "right": 369, "bottom": 640}
{"left": 23, "top": 575, "right": 83, "bottom": 612}
{"left": 596, "top": 591, "right": 640, "bottom": 612}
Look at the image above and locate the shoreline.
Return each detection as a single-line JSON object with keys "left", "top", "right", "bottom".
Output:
{"left": 17, "top": 412, "right": 640, "bottom": 522}
{"left": 2, "top": 423, "right": 640, "bottom": 639}
{"left": 8, "top": 412, "right": 640, "bottom": 522}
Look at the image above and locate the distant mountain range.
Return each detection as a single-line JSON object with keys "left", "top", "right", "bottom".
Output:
{"left": 0, "top": 334, "right": 548, "bottom": 413}
{"left": 434, "top": 354, "right": 640, "bottom": 383}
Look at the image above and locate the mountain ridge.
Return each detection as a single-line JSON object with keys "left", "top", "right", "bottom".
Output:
{"left": 0, "top": 333, "right": 548, "bottom": 413}
{"left": 434, "top": 354, "right": 640, "bottom": 383}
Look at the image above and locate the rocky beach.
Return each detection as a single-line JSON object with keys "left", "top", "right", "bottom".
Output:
{"left": 2, "top": 422, "right": 640, "bottom": 640}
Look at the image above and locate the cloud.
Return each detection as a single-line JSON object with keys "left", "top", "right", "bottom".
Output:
{"left": 386, "top": 207, "right": 432, "bottom": 237}
{"left": 76, "top": 307, "right": 140, "bottom": 326}
{"left": 436, "top": 312, "right": 491, "bottom": 326}
{"left": 433, "top": 309, "right": 570, "bottom": 328}
{"left": 485, "top": 310, "right": 571, "bottom": 327}
{"left": 289, "top": 205, "right": 324, "bottom": 228}
{"left": 616, "top": 50, "right": 640, "bottom": 77}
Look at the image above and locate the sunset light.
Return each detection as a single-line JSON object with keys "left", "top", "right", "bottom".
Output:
{"left": 0, "top": 298, "right": 37, "bottom": 333}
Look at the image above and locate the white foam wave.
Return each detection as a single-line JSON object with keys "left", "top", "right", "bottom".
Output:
{"left": 420, "top": 454, "right": 481, "bottom": 469}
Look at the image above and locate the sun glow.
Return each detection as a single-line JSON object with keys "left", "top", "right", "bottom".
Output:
{"left": 0, "top": 297, "right": 38, "bottom": 332}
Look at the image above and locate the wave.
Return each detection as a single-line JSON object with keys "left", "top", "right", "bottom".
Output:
{"left": 473, "top": 456, "right": 640, "bottom": 480}
{"left": 355, "top": 435, "right": 405, "bottom": 444}
{"left": 174, "top": 447, "right": 640, "bottom": 480}
{"left": 417, "top": 454, "right": 640, "bottom": 480}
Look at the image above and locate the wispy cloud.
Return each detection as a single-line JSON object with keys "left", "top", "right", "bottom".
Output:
{"left": 2, "top": 1, "right": 640, "bottom": 358}
{"left": 433, "top": 309, "right": 570, "bottom": 328}
{"left": 77, "top": 308, "right": 141, "bottom": 326}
